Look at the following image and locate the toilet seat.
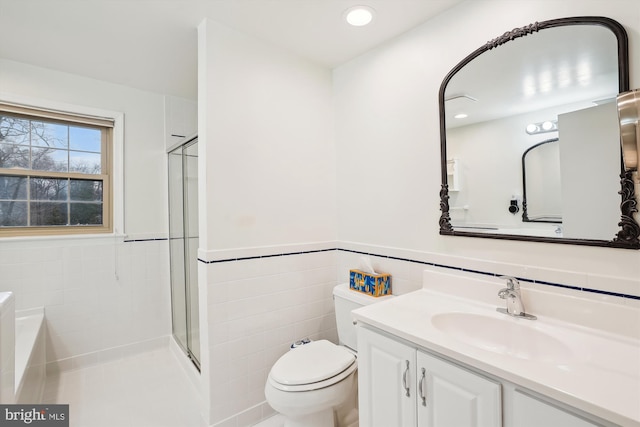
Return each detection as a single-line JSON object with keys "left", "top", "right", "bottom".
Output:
{"left": 269, "top": 340, "right": 357, "bottom": 392}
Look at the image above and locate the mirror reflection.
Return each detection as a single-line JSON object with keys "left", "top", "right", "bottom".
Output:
{"left": 522, "top": 138, "right": 562, "bottom": 224}
{"left": 439, "top": 18, "right": 639, "bottom": 247}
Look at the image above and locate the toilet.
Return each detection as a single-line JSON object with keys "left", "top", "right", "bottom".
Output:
{"left": 264, "top": 283, "right": 394, "bottom": 427}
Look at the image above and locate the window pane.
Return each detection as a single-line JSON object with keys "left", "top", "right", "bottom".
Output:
{"left": 31, "top": 178, "right": 68, "bottom": 201}
{"left": 70, "top": 202, "right": 102, "bottom": 225}
{"left": 0, "top": 201, "right": 27, "bottom": 226}
{"left": 0, "top": 108, "right": 111, "bottom": 235}
{"left": 69, "top": 151, "right": 101, "bottom": 174}
{"left": 30, "top": 201, "right": 68, "bottom": 225}
{"left": 70, "top": 179, "right": 102, "bottom": 201}
{"left": 0, "top": 176, "right": 27, "bottom": 200}
{"left": 69, "top": 126, "right": 101, "bottom": 152}
{"left": 31, "top": 147, "right": 68, "bottom": 172}
{"left": 0, "top": 116, "right": 30, "bottom": 145}
{"left": 31, "top": 121, "right": 68, "bottom": 149}
{"left": 0, "top": 143, "right": 29, "bottom": 169}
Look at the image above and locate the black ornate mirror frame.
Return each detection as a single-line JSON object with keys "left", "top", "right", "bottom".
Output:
{"left": 438, "top": 16, "right": 640, "bottom": 249}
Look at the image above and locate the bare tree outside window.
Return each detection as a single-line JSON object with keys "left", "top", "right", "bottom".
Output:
{"left": 0, "top": 108, "right": 111, "bottom": 235}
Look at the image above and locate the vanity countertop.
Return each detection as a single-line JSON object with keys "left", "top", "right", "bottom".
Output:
{"left": 352, "top": 286, "right": 640, "bottom": 426}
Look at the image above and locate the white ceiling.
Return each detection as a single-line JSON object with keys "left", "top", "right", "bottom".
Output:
{"left": 0, "top": 0, "right": 463, "bottom": 99}
{"left": 445, "top": 24, "right": 620, "bottom": 127}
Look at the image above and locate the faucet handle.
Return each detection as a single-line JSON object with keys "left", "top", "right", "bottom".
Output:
{"left": 498, "top": 275, "right": 520, "bottom": 290}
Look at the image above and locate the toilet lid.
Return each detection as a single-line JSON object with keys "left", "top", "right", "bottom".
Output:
{"left": 270, "top": 340, "right": 356, "bottom": 386}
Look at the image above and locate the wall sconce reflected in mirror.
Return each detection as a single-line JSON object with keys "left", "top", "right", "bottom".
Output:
{"left": 525, "top": 120, "right": 557, "bottom": 135}
{"left": 617, "top": 89, "right": 639, "bottom": 172}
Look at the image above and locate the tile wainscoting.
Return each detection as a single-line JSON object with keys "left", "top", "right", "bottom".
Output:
{"left": 1, "top": 236, "right": 636, "bottom": 426}
{"left": 200, "top": 245, "right": 338, "bottom": 426}
{"left": 198, "top": 240, "right": 639, "bottom": 426}
{"left": 0, "top": 236, "right": 172, "bottom": 373}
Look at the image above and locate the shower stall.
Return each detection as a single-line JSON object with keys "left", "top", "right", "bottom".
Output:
{"left": 168, "top": 136, "right": 200, "bottom": 369}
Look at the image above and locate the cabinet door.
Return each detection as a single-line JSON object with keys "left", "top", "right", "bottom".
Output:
{"left": 512, "top": 390, "right": 604, "bottom": 427}
{"left": 358, "top": 326, "right": 417, "bottom": 427}
{"left": 417, "top": 351, "right": 502, "bottom": 427}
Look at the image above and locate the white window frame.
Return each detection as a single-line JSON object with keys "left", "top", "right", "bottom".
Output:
{"left": 0, "top": 94, "right": 124, "bottom": 239}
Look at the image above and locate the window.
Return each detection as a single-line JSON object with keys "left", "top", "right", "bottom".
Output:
{"left": 0, "top": 103, "right": 113, "bottom": 236}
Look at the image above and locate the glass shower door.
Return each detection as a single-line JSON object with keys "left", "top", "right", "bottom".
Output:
{"left": 168, "top": 137, "right": 200, "bottom": 368}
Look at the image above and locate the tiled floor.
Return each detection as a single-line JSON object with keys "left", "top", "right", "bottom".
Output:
{"left": 253, "top": 414, "right": 284, "bottom": 427}
{"left": 42, "top": 348, "right": 207, "bottom": 427}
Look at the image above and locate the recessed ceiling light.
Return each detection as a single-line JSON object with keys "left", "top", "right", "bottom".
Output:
{"left": 344, "top": 6, "right": 375, "bottom": 27}
{"left": 454, "top": 113, "right": 468, "bottom": 119}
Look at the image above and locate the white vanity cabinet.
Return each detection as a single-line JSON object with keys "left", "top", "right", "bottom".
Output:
{"left": 358, "top": 325, "right": 417, "bottom": 426}
{"left": 508, "top": 390, "right": 603, "bottom": 427}
{"left": 418, "top": 350, "right": 502, "bottom": 427}
{"left": 358, "top": 325, "right": 613, "bottom": 427}
{"left": 357, "top": 326, "right": 501, "bottom": 427}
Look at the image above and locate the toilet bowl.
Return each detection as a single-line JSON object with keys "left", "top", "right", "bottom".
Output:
{"left": 264, "top": 283, "right": 394, "bottom": 427}
{"left": 265, "top": 340, "right": 358, "bottom": 427}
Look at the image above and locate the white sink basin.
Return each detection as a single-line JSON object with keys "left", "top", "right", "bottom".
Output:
{"left": 431, "top": 312, "right": 573, "bottom": 363}
{"left": 352, "top": 280, "right": 640, "bottom": 426}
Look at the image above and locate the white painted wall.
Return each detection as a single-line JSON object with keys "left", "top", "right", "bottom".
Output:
{"left": 197, "top": 19, "right": 337, "bottom": 426}
{"left": 165, "top": 95, "right": 197, "bottom": 150}
{"left": 0, "top": 58, "right": 168, "bottom": 237}
{"left": 198, "top": 19, "right": 335, "bottom": 254}
{"left": 0, "top": 59, "right": 173, "bottom": 367}
{"left": 559, "top": 103, "right": 621, "bottom": 240}
{"left": 334, "top": 0, "right": 640, "bottom": 286}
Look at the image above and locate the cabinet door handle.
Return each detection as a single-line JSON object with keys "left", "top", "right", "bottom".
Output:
{"left": 402, "top": 360, "right": 410, "bottom": 397}
{"left": 419, "top": 367, "right": 427, "bottom": 407}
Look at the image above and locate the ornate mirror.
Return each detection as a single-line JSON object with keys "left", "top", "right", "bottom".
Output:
{"left": 438, "top": 16, "right": 639, "bottom": 248}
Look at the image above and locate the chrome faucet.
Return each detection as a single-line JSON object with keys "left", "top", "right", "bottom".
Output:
{"left": 497, "top": 276, "right": 536, "bottom": 320}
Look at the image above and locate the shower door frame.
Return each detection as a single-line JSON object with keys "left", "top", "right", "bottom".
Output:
{"left": 167, "top": 135, "right": 200, "bottom": 370}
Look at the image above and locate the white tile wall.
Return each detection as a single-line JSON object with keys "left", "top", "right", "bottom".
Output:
{"left": 198, "top": 242, "right": 639, "bottom": 426}
{"left": 2, "top": 237, "right": 637, "bottom": 426}
{"left": 0, "top": 292, "right": 15, "bottom": 404}
{"left": 202, "top": 250, "right": 337, "bottom": 426}
{"left": 0, "top": 237, "right": 172, "bottom": 370}
{"left": 336, "top": 241, "right": 640, "bottom": 302}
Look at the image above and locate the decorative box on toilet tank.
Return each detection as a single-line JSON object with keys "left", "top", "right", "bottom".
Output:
{"left": 349, "top": 270, "right": 391, "bottom": 297}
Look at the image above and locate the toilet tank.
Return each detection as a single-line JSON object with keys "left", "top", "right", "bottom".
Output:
{"left": 333, "top": 283, "right": 394, "bottom": 352}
